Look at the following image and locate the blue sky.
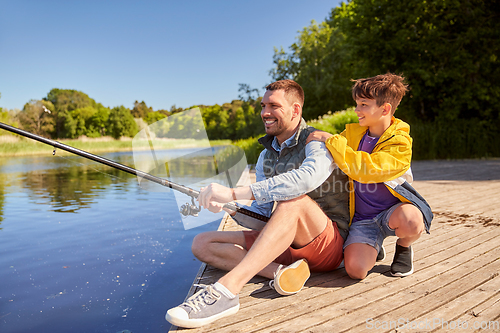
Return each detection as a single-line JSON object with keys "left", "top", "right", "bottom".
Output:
{"left": 0, "top": 1, "right": 341, "bottom": 111}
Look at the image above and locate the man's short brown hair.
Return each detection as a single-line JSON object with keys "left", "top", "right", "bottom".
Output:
{"left": 352, "top": 73, "right": 408, "bottom": 113}
{"left": 266, "top": 79, "right": 305, "bottom": 107}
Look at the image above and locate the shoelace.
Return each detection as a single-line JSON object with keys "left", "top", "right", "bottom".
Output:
{"left": 183, "top": 284, "right": 221, "bottom": 313}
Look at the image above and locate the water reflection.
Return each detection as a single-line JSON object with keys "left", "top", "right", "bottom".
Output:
{"left": 0, "top": 174, "right": 5, "bottom": 227}
{"left": 0, "top": 147, "right": 242, "bottom": 333}
{"left": 0, "top": 145, "right": 244, "bottom": 216}
{"left": 20, "top": 164, "right": 130, "bottom": 213}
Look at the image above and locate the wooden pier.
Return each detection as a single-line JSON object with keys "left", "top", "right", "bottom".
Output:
{"left": 170, "top": 159, "right": 500, "bottom": 332}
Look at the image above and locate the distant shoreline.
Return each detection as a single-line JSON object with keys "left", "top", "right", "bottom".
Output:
{"left": 0, "top": 135, "right": 231, "bottom": 157}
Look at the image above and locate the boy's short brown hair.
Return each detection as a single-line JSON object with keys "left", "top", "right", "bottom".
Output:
{"left": 266, "top": 79, "right": 305, "bottom": 107}
{"left": 352, "top": 73, "right": 408, "bottom": 113}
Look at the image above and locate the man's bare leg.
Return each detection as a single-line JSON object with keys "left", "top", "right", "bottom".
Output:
{"left": 192, "top": 231, "right": 281, "bottom": 279}
{"left": 215, "top": 195, "right": 329, "bottom": 295}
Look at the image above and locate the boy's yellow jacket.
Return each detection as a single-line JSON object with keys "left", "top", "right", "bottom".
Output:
{"left": 325, "top": 117, "right": 433, "bottom": 233}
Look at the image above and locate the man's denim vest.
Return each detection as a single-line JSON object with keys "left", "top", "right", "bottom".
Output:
{"left": 258, "top": 119, "right": 350, "bottom": 240}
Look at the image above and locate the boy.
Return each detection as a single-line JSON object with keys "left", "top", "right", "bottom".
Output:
{"left": 308, "top": 73, "right": 433, "bottom": 279}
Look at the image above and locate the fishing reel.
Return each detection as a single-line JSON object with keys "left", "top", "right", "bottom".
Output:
{"left": 179, "top": 197, "right": 202, "bottom": 217}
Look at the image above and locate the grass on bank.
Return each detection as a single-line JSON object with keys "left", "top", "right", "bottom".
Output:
{"left": 0, "top": 135, "right": 231, "bottom": 157}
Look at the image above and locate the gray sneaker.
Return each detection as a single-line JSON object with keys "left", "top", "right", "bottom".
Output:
{"left": 165, "top": 284, "right": 240, "bottom": 328}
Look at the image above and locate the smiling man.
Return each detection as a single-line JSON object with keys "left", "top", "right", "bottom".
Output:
{"left": 165, "top": 80, "right": 350, "bottom": 328}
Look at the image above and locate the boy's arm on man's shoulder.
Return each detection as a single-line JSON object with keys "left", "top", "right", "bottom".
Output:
{"left": 306, "top": 130, "right": 333, "bottom": 144}
{"left": 325, "top": 134, "right": 412, "bottom": 183}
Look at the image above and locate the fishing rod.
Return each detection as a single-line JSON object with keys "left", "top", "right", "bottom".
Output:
{"left": 0, "top": 122, "right": 269, "bottom": 222}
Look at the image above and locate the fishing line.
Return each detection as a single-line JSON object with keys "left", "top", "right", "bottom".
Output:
{"left": 52, "top": 149, "right": 129, "bottom": 184}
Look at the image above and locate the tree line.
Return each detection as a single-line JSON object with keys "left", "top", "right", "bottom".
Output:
{"left": 0, "top": 85, "right": 264, "bottom": 141}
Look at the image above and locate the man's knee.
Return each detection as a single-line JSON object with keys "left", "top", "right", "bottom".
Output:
{"left": 192, "top": 232, "right": 213, "bottom": 260}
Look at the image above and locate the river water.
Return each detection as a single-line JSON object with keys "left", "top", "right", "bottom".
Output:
{"left": 0, "top": 147, "right": 245, "bottom": 332}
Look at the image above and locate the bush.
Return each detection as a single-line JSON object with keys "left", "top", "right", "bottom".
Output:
{"left": 233, "top": 137, "right": 263, "bottom": 165}
{"left": 411, "top": 119, "right": 500, "bottom": 160}
{"left": 307, "top": 108, "right": 358, "bottom": 134}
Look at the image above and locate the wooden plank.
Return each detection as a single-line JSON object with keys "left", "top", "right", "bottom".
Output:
{"left": 304, "top": 235, "right": 500, "bottom": 332}
{"left": 172, "top": 211, "right": 498, "bottom": 332}
{"left": 203, "top": 225, "right": 500, "bottom": 332}
{"left": 412, "top": 180, "right": 500, "bottom": 217}
{"left": 216, "top": 211, "right": 470, "bottom": 305}
{"left": 424, "top": 274, "right": 500, "bottom": 332}
{"left": 459, "top": 293, "right": 500, "bottom": 333}
{"left": 250, "top": 224, "right": 500, "bottom": 328}
{"left": 200, "top": 214, "right": 463, "bottom": 315}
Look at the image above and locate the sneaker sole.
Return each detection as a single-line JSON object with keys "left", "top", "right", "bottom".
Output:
{"left": 274, "top": 259, "right": 310, "bottom": 296}
{"left": 391, "top": 247, "right": 414, "bottom": 277}
{"left": 165, "top": 303, "right": 240, "bottom": 328}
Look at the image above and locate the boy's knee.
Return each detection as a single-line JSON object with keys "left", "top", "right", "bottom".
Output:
{"left": 407, "top": 219, "right": 425, "bottom": 236}
{"left": 403, "top": 211, "right": 425, "bottom": 236}
{"left": 391, "top": 205, "right": 424, "bottom": 236}
{"left": 345, "top": 259, "right": 369, "bottom": 280}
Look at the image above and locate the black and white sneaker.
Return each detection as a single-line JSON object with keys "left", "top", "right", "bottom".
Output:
{"left": 165, "top": 284, "right": 240, "bottom": 328}
{"left": 376, "top": 244, "right": 386, "bottom": 262}
{"left": 391, "top": 244, "right": 414, "bottom": 277}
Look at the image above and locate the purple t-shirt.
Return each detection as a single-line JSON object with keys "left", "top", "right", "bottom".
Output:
{"left": 352, "top": 132, "right": 400, "bottom": 223}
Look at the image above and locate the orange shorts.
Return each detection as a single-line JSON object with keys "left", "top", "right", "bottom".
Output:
{"left": 243, "top": 220, "right": 344, "bottom": 272}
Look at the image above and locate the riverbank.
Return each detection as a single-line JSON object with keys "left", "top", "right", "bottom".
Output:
{"left": 0, "top": 135, "right": 232, "bottom": 157}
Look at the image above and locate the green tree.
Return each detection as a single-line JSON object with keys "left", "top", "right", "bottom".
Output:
{"left": 89, "top": 104, "right": 111, "bottom": 137}
{"left": 270, "top": 18, "right": 354, "bottom": 120}
{"left": 43, "top": 89, "right": 97, "bottom": 138}
{"left": 67, "top": 103, "right": 111, "bottom": 138}
{"left": 0, "top": 110, "right": 9, "bottom": 124}
{"left": 144, "top": 111, "right": 167, "bottom": 125}
{"left": 201, "top": 104, "right": 230, "bottom": 140}
{"left": 107, "top": 105, "right": 138, "bottom": 139}
{"left": 164, "top": 108, "right": 205, "bottom": 139}
{"left": 337, "top": 0, "right": 500, "bottom": 123}
{"left": 131, "top": 100, "right": 152, "bottom": 118}
{"left": 169, "top": 104, "right": 184, "bottom": 114}
{"left": 238, "top": 84, "right": 260, "bottom": 104}
{"left": 18, "top": 100, "right": 55, "bottom": 137}
{"left": 237, "top": 84, "right": 264, "bottom": 138}
{"left": 71, "top": 106, "right": 97, "bottom": 138}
